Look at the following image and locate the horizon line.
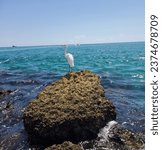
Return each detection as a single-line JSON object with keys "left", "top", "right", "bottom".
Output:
{"left": 0, "top": 41, "right": 145, "bottom": 48}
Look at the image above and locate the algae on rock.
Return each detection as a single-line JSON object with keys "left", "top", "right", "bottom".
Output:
{"left": 44, "top": 141, "right": 83, "bottom": 150}
{"left": 23, "top": 70, "right": 116, "bottom": 144}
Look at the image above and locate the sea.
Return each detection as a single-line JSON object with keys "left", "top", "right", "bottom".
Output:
{"left": 0, "top": 42, "right": 145, "bottom": 149}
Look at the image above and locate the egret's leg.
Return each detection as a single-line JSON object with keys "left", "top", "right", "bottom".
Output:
{"left": 69, "top": 65, "right": 70, "bottom": 72}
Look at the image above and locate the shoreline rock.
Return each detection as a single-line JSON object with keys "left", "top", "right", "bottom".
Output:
{"left": 0, "top": 89, "right": 12, "bottom": 98}
{"left": 44, "top": 141, "right": 83, "bottom": 150}
{"left": 23, "top": 70, "right": 116, "bottom": 144}
{"left": 95, "top": 121, "right": 144, "bottom": 150}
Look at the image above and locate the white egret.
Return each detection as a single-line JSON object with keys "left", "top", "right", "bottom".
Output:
{"left": 64, "top": 45, "right": 74, "bottom": 72}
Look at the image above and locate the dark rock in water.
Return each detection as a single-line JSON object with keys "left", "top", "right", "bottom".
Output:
{"left": 0, "top": 90, "right": 13, "bottom": 110}
{"left": 0, "top": 90, "right": 12, "bottom": 98}
{"left": 82, "top": 120, "right": 144, "bottom": 150}
{"left": 23, "top": 70, "right": 116, "bottom": 144}
{"left": 115, "top": 127, "right": 144, "bottom": 150}
{"left": 44, "top": 141, "right": 83, "bottom": 150}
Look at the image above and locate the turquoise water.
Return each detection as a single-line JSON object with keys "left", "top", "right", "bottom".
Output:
{"left": 0, "top": 42, "right": 144, "bottom": 149}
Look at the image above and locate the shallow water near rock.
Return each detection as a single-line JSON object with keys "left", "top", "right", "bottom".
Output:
{"left": 0, "top": 42, "right": 144, "bottom": 149}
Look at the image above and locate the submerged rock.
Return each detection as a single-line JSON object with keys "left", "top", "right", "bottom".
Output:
{"left": 0, "top": 89, "right": 13, "bottom": 111}
{"left": 23, "top": 70, "right": 116, "bottom": 144}
{"left": 0, "top": 90, "right": 12, "bottom": 98}
{"left": 44, "top": 141, "right": 83, "bottom": 150}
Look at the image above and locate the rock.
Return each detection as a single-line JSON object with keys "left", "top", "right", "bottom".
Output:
{"left": 44, "top": 141, "right": 83, "bottom": 150}
{"left": 0, "top": 90, "right": 12, "bottom": 98}
{"left": 114, "top": 128, "right": 144, "bottom": 150}
{"left": 0, "top": 90, "right": 13, "bottom": 111}
{"left": 23, "top": 70, "right": 116, "bottom": 144}
{"left": 81, "top": 121, "right": 144, "bottom": 150}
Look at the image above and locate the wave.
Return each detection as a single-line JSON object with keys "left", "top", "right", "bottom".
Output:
{"left": 97, "top": 120, "right": 118, "bottom": 141}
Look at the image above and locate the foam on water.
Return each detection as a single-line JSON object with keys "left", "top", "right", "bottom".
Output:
{"left": 98, "top": 121, "right": 118, "bottom": 140}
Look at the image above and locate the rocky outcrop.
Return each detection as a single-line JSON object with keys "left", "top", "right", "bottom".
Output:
{"left": 23, "top": 70, "right": 116, "bottom": 144}
{"left": 0, "top": 90, "right": 12, "bottom": 98}
{"left": 44, "top": 141, "right": 83, "bottom": 150}
{"left": 0, "top": 89, "right": 13, "bottom": 110}
{"left": 81, "top": 121, "right": 144, "bottom": 150}
{"left": 96, "top": 121, "right": 144, "bottom": 150}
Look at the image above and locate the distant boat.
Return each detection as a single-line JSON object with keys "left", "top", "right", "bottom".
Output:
{"left": 12, "top": 45, "right": 16, "bottom": 48}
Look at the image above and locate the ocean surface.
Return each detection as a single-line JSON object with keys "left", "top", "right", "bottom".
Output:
{"left": 0, "top": 42, "right": 145, "bottom": 149}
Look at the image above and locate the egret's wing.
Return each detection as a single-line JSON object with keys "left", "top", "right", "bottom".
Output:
{"left": 66, "top": 53, "right": 74, "bottom": 67}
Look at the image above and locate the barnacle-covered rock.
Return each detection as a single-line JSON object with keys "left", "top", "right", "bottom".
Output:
{"left": 23, "top": 70, "right": 116, "bottom": 144}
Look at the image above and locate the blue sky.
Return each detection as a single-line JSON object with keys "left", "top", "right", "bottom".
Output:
{"left": 0, "top": 0, "right": 144, "bottom": 46}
